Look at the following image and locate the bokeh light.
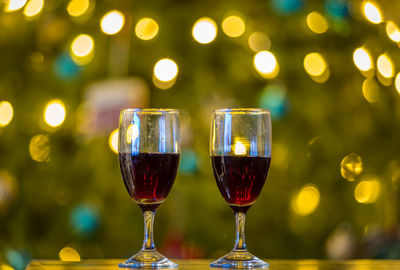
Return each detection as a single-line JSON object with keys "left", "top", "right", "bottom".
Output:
{"left": 135, "top": 18, "right": 159, "bottom": 40}
{"left": 354, "top": 179, "right": 380, "bottom": 204}
{"left": 153, "top": 58, "right": 178, "bottom": 82}
{"left": 248, "top": 32, "right": 271, "bottom": 52}
{"left": 395, "top": 73, "right": 400, "bottom": 95}
{"left": 222, "top": 15, "right": 245, "bottom": 38}
{"left": 303, "top": 52, "right": 327, "bottom": 77}
{"left": 58, "top": 247, "right": 81, "bottom": 262}
{"left": 192, "top": 17, "right": 217, "bottom": 44}
{"left": 377, "top": 54, "right": 394, "bottom": 79}
{"left": 253, "top": 50, "right": 279, "bottom": 79}
{"left": 66, "top": 0, "right": 89, "bottom": 17}
{"left": 70, "top": 205, "right": 99, "bottom": 234}
{"left": 0, "top": 101, "right": 14, "bottom": 127}
{"left": 233, "top": 140, "right": 246, "bottom": 155}
{"left": 29, "top": 134, "right": 50, "bottom": 162}
{"left": 0, "top": 171, "right": 18, "bottom": 212}
{"left": 4, "top": 0, "right": 27, "bottom": 12}
{"left": 100, "top": 10, "right": 125, "bottom": 35}
{"left": 292, "top": 184, "right": 320, "bottom": 216}
{"left": 362, "top": 78, "right": 380, "bottom": 103}
{"left": 0, "top": 265, "right": 14, "bottom": 270}
{"left": 70, "top": 34, "right": 94, "bottom": 58}
{"left": 386, "top": 21, "right": 400, "bottom": 42}
{"left": 44, "top": 100, "right": 66, "bottom": 128}
{"left": 306, "top": 11, "right": 328, "bottom": 34}
{"left": 23, "top": 0, "right": 44, "bottom": 17}
{"left": 109, "top": 129, "right": 118, "bottom": 154}
{"left": 353, "top": 48, "right": 373, "bottom": 72}
{"left": 362, "top": 1, "right": 382, "bottom": 24}
{"left": 126, "top": 124, "right": 139, "bottom": 144}
{"left": 259, "top": 84, "right": 287, "bottom": 119}
{"left": 340, "top": 153, "right": 363, "bottom": 182}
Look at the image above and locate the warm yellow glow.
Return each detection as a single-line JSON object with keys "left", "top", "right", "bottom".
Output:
{"left": 58, "top": 247, "right": 81, "bottom": 262}
{"left": 353, "top": 48, "right": 373, "bottom": 72}
{"left": 0, "top": 265, "right": 15, "bottom": 270}
{"left": 377, "top": 54, "right": 394, "bottom": 79}
{"left": 135, "top": 18, "right": 159, "bottom": 40}
{"left": 386, "top": 21, "right": 400, "bottom": 42}
{"left": 253, "top": 50, "right": 279, "bottom": 79}
{"left": 0, "top": 101, "right": 14, "bottom": 127}
{"left": 233, "top": 141, "right": 246, "bottom": 155}
{"left": 192, "top": 17, "right": 217, "bottom": 44}
{"left": 395, "top": 73, "right": 400, "bottom": 95}
{"left": 222, "top": 15, "right": 245, "bottom": 38}
{"left": 297, "top": 266, "right": 319, "bottom": 270}
{"left": 153, "top": 58, "right": 178, "bottom": 82}
{"left": 153, "top": 76, "right": 176, "bottom": 90}
{"left": 23, "top": 0, "right": 44, "bottom": 17}
{"left": 126, "top": 124, "right": 140, "bottom": 144}
{"left": 70, "top": 34, "right": 94, "bottom": 58}
{"left": 303, "top": 53, "right": 327, "bottom": 77}
{"left": 29, "top": 134, "right": 50, "bottom": 162}
{"left": 355, "top": 180, "right": 380, "bottom": 204}
{"left": 310, "top": 68, "right": 330, "bottom": 83}
{"left": 4, "top": 0, "right": 27, "bottom": 12}
{"left": 44, "top": 100, "right": 66, "bottom": 128}
{"left": 362, "top": 78, "right": 380, "bottom": 103}
{"left": 100, "top": 10, "right": 125, "bottom": 35}
{"left": 248, "top": 32, "right": 271, "bottom": 52}
{"left": 340, "top": 153, "right": 363, "bottom": 182}
{"left": 362, "top": 1, "right": 382, "bottom": 24}
{"left": 306, "top": 12, "right": 328, "bottom": 34}
{"left": 67, "top": 0, "right": 89, "bottom": 17}
{"left": 109, "top": 129, "right": 118, "bottom": 154}
{"left": 292, "top": 184, "right": 320, "bottom": 216}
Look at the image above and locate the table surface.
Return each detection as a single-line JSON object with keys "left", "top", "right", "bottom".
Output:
{"left": 26, "top": 259, "right": 400, "bottom": 270}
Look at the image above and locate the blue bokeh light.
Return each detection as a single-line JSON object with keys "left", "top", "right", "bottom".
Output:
{"left": 258, "top": 84, "right": 288, "bottom": 119}
{"left": 53, "top": 53, "right": 81, "bottom": 80}
{"left": 179, "top": 149, "right": 198, "bottom": 174}
{"left": 270, "top": 0, "right": 305, "bottom": 15}
{"left": 70, "top": 205, "right": 99, "bottom": 235}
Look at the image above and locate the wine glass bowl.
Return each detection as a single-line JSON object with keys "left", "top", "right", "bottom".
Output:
{"left": 210, "top": 108, "right": 272, "bottom": 268}
{"left": 118, "top": 108, "right": 180, "bottom": 268}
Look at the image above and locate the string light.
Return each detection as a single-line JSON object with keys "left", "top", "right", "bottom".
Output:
{"left": 377, "top": 54, "right": 394, "bottom": 79}
{"left": 222, "top": 15, "right": 245, "bottom": 38}
{"left": 67, "top": 0, "right": 89, "bottom": 17}
{"left": 0, "top": 101, "right": 14, "bottom": 127}
{"left": 4, "top": 0, "right": 27, "bottom": 12}
{"left": 29, "top": 134, "right": 50, "bottom": 162}
{"left": 135, "top": 18, "right": 159, "bottom": 40}
{"left": 362, "top": 1, "right": 382, "bottom": 24}
{"left": 253, "top": 50, "right": 279, "bottom": 79}
{"left": 395, "top": 73, "right": 400, "bottom": 95}
{"left": 354, "top": 179, "right": 380, "bottom": 204}
{"left": 306, "top": 11, "right": 328, "bottom": 34}
{"left": 100, "top": 10, "right": 125, "bottom": 35}
{"left": 109, "top": 129, "right": 118, "bottom": 154}
{"left": 292, "top": 184, "right": 320, "bottom": 216}
{"left": 303, "top": 53, "right": 327, "bottom": 77}
{"left": 362, "top": 78, "right": 380, "bottom": 103}
{"left": 58, "top": 247, "right": 81, "bottom": 261}
{"left": 153, "top": 58, "right": 179, "bottom": 82}
{"left": 340, "top": 153, "right": 363, "bottom": 182}
{"left": 44, "top": 100, "right": 66, "bottom": 128}
{"left": 353, "top": 48, "right": 373, "bottom": 72}
{"left": 23, "top": 0, "right": 44, "bottom": 17}
{"left": 386, "top": 21, "right": 400, "bottom": 42}
{"left": 192, "top": 17, "right": 217, "bottom": 44}
{"left": 248, "top": 32, "right": 271, "bottom": 52}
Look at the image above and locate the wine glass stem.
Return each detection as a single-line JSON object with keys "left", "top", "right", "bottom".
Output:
{"left": 233, "top": 211, "right": 247, "bottom": 251}
{"left": 142, "top": 210, "right": 156, "bottom": 251}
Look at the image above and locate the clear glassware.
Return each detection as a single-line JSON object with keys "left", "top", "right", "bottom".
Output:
{"left": 118, "top": 108, "right": 180, "bottom": 268}
{"left": 210, "top": 108, "right": 272, "bottom": 268}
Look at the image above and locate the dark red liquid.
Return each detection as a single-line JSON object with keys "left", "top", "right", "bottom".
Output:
{"left": 211, "top": 155, "right": 271, "bottom": 212}
{"left": 119, "top": 152, "right": 180, "bottom": 211}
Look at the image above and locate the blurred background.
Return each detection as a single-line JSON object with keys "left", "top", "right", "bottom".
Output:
{"left": 1, "top": 0, "right": 400, "bottom": 268}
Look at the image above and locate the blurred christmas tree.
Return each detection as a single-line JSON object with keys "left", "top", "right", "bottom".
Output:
{"left": 1, "top": 0, "right": 400, "bottom": 268}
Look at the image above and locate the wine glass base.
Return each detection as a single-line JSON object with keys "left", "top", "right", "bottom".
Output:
{"left": 119, "top": 250, "right": 178, "bottom": 268}
{"left": 210, "top": 250, "right": 269, "bottom": 268}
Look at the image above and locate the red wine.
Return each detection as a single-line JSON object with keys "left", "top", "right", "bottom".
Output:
{"left": 211, "top": 155, "right": 271, "bottom": 212}
{"left": 119, "top": 152, "right": 180, "bottom": 211}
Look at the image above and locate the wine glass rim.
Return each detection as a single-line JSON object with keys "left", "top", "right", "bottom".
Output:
{"left": 120, "top": 108, "right": 179, "bottom": 113}
{"left": 212, "top": 108, "right": 270, "bottom": 114}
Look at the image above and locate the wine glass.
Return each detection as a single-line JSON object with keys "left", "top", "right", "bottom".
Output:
{"left": 118, "top": 108, "right": 180, "bottom": 268}
{"left": 210, "top": 108, "right": 272, "bottom": 268}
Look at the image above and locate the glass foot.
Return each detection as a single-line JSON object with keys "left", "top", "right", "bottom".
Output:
{"left": 210, "top": 250, "right": 268, "bottom": 268}
{"left": 119, "top": 250, "right": 178, "bottom": 268}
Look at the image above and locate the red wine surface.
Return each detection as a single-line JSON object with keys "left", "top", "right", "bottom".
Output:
{"left": 211, "top": 155, "right": 271, "bottom": 211}
{"left": 119, "top": 152, "right": 179, "bottom": 209}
